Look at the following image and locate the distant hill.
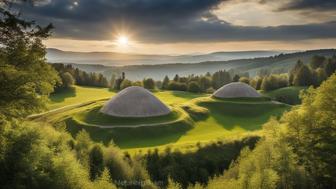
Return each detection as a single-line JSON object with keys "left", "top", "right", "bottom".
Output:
{"left": 53, "top": 49, "right": 336, "bottom": 80}
{"left": 46, "top": 48, "right": 286, "bottom": 66}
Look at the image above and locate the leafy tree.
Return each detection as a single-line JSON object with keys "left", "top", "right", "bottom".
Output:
{"left": 212, "top": 70, "right": 231, "bottom": 89}
{"left": 207, "top": 120, "right": 308, "bottom": 189}
{"left": 285, "top": 74, "right": 336, "bottom": 188}
{"left": 289, "top": 60, "right": 304, "bottom": 85}
{"left": 324, "top": 58, "right": 336, "bottom": 77}
{"left": 143, "top": 78, "right": 155, "bottom": 89}
{"left": 167, "top": 81, "right": 187, "bottom": 91}
{"left": 310, "top": 55, "right": 326, "bottom": 69}
{"left": 109, "top": 74, "right": 116, "bottom": 89}
{"left": 293, "top": 65, "right": 313, "bottom": 86}
{"left": 187, "top": 81, "right": 201, "bottom": 93}
{"left": 162, "top": 75, "right": 170, "bottom": 89}
{"left": 239, "top": 77, "right": 250, "bottom": 84}
{"left": 173, "top": 74, "right": 180, "bottom": 82}
{"left": 89, "top": 145, "right": 104, "bottom": 180}
{"left": 0, "top": 2, "right": 59, "bottom": 118}
{"left": 233, "top": 74, "right": 240, "bottom": 82}
{"left": 113, "top": 78, "right": 123, "bottom": 90}
{"left": 61, "top": 72, "right": 75, "bottom": 88}
{"left": 75, "top": 130, "right": 92, "bottom": 167}
{"left": 250, "top": 76, "right": 263, "bottom": 90}
{"left": 132, "top": 81, "right": 143, "bottom": 87}
{"left": 315, "top": 68, "right": 327, "bottom": 86}
{"left": 120, "top": 79, "right": 132, "bottom": 90}
{"left": 199, "top": 76, "right": 212, "bottom": 92}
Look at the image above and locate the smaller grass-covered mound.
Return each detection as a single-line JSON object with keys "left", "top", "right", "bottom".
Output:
{"left": 213, "top": 82, "right": 261, "bottom": 98}
{"left": 262, "top": 86, "right": 307, "bottom": 105}
{"left": 191, "top": 97, "right": 290, "bottom": 131}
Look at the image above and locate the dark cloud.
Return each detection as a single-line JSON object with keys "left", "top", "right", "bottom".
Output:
{"left": 16, "top": 0, "right": 336, "bottom": 43}
{"left": 260, "top": 0, "right": 336, "bottom": 11}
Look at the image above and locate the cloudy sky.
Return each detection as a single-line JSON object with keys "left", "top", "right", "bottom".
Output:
{"left": 17, "top": 0, "right": 336, "bottom": 54}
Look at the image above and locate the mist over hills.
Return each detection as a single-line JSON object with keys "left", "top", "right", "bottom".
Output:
{"left": 49, "top": 49, "right": 336, "bottom": 81}
{"left": 46, "top": 48, "right": 286, "bottom": 66}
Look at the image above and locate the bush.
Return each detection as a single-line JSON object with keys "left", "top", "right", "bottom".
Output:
{"left": 167, "top": 81, "right": 188, "bottom": 91}
{"left": 187, "top": 82, "right": 201, "bottom": 93}
{"left": 143, "top": 78, "right": 155, "bottom": 89}
{"left": 239, "top": 77, "right": 250, "bottom": 84}
{"left": 120, "top": 79, "right": 132, "bottom": 89}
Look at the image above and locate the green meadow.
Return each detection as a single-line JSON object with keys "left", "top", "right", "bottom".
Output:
{"left": 41, "top": 85, "right": 291, "bottom": 152}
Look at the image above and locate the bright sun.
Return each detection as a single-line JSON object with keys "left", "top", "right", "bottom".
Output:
{"left": 117, "top": 36, "right": 129, "bottom": 46}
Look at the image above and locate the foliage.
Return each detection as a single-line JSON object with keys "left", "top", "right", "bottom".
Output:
{"left": 89, "top": 145, "right": 105, "bottom": 180}
{"left": 207, "top": 120, "right": 308, "bottom": 189}
{"left": 145, "top": 136, "right": 260, "bottom": 188}
{"left": 0, "top": 2, "right": 60, "bottom": 119}
{"left": 212, "top": 70, "right": 231, "bottom": 89}
{"left": 120, "top": 79, "right": 132, "bottom": 90}
{"left": 293, "top": 65, "right": 314, "bottom": 86}
{"left": 143, "top": 78, "right": 156, "bottom": 89}
{"left": 52, "top": 63, "right": 109, "bottom": 88}
{"left": 261, "top": 74, "right": 288, "bottom": 91}
{"left": 168, "top": 81, "right": 188, "bottom": 91}
{"left": 162, "top": 75, "right": 170, "bottom": 89}
{"left": 262, "top": 86, "right": 306, "bottom": 105}
{"left": 284, "top": 74, "right": 336, "bottom": 188}
{"left": 238, "top": 77, "right": 250, "bottom": 84}
{"left": 0, "top": 119, "right": 118, "bottom": 189}
{"left": 187, "top": 82, "right": 201, "bottom": 93}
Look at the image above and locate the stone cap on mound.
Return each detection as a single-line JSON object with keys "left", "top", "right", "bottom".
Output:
{"left": 100, "top": 86, "right": 171, "bottom": 117}
{"left": 213, "top": 82, "right": 261, "bottom": 98}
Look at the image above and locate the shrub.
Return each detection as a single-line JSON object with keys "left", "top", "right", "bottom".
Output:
{"left": 167, "top": 81, "right": 187, "bottom": 91}
{"left": 143, "top": 78, "right": 155, "bottom": 89}
{"left": 120, "top": 79, "right": 132, "bottom": 90}
{"left": 187, "top": 82, "right": 201, "bottom": 93}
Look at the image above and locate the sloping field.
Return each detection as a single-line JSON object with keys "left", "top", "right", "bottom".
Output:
{"left": 42, "top": 86, "right": 290, "bottom": 152}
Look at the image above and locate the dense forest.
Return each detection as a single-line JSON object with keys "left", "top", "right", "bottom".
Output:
{"left": 1, "top": 1, "right": 336, "bottom": 189}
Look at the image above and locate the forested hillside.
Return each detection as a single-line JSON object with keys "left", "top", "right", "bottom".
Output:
{"left": 65, "top": 49, "right": 336, "bottom": 80}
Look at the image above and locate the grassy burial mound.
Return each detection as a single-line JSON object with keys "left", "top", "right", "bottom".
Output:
{"left": 262, "top": 86, "right": 307, "bottom": 105}
{"left": 65, "top": 87, "right": 195, "bottom": 148}
{"left": 101, "top": 86, "right": 171, "bottom": 117}
{"left": 213, "top": 82, "right": 262, "bottom": 98}
{"left": 66, "top": 106, "right": 194, "bottom": 148}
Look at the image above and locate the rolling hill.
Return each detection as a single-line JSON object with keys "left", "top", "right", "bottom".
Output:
{"left": 49, "top": 49, "right": 336, "bottom": 80}
{"left": 47, "top": 48, "right": 284, "bottom": 66}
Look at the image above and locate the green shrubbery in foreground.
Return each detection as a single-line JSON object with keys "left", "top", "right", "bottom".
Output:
{"left": 200, "top": 74, "right": 336, "bottom": 189}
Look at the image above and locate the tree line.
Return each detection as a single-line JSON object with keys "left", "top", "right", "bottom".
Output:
{"left": 52, "top": 63, "right": 109, "bottom": 91}
{"left": 108, "top": 55, "right": 336, "bottom": 94}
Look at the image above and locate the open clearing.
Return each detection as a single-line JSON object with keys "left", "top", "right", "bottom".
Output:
{"left": 41, "top": 86, "right": 291, "bottom": 152}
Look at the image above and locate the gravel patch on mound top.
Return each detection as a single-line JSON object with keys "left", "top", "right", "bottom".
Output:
{"left": 100, "top": 86, "right": 171, "bottom": 117}
{"left": 213, "top": 82, "right": 261, "bottom": 98}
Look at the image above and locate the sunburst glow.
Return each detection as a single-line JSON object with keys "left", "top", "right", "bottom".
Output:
{"left": 117, "top": 35, "right": 129, "bottom": 46}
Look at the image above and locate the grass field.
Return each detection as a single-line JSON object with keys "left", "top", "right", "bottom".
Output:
{"left": 262, "top": 86, "right": 307, "bottom": 105}
{"left": 44, "top": 85, "right": 291, "bottom": 152}
{"left": 48, "top": 86, "right": 207, "bottom": 109}
{"left": 48, "top": 86, "right": 115, "bottom": 109}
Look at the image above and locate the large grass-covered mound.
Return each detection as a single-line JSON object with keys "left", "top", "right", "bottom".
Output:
{"left": 66, "top": 106, "right": 193, "bottom": 148}
{"left": 73, "top": 106, "right": 184, "bottom": 127}
{"left": 100, "top": 86, "right": 170, "bottom": 117}
{"left": 213, "top": 82, "right": 261, "bottom": 98}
